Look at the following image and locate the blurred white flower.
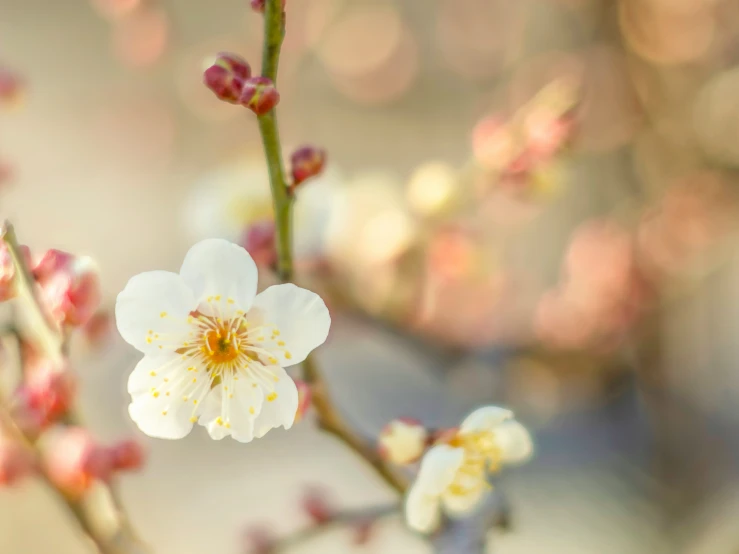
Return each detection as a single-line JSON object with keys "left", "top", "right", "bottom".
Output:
{"left": 378, "top": 418, "right": 428, "bottom": 465}
{"left": 405, "top": 406, "right": 533, "bottom": 533}
{"left": 325, "top": 171, "right": 417, "bottom": 267}
{"left": 183, "top": 160, "right": 344, "bottom": 258}
{"left": 115, "top": 239, "right": 331, "bottom": 442}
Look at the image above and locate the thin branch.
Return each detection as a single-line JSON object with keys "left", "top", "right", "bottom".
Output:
{"left": 254, "top": 0, "right": 408, "bottom": 495}
{"left": 0, "top": 406, "right": 114, "bottom": 554}
{"left": 1, "top": 221, "right": 148, "bottom": 553}
{"left": 253, "top": 504, "right": 399, "bottom": 554}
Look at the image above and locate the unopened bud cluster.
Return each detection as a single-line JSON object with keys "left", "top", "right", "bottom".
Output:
{"left": 203, "top": 52, "right": 279, "bottom": 115}
{"left": 0, "top": 243, "right": 101, "bottom": 328}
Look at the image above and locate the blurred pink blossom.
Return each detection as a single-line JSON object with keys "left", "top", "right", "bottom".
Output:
{"left": 33, "top": 249, "right": 101, "bottom": 327}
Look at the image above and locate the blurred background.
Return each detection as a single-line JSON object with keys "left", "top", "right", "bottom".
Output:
{"left": 3, "top": 0, "right": 739, "bottom": 552}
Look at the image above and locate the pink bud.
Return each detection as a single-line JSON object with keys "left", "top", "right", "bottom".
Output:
{"left": 0, "top": 437, "right": 36, "bottom": 487}
{"left": 250, "top": 0, "right": 286, "bottom": 14}
{"left": 378, "top": 418, "right": 428, "bottom": 465}
{"left": 240, "top": 220, "right": 277, "bottom": 269}
{"left": 0, "top": 68, "right": 23, "bottom": 106}
{"left": 108, "top": 439, "right": 146, "bottom": 472}
{"left": 203, "top": 52, "right": 252, "bottom": 104}
{"left": 290, "top": 146, "right": 326, "bottom": 187}
{"left": 239, "top": 77, "right": 280, "bottom": 115}
{"left": 301, "top": 486, "right": 335, "bottom": 525}
{"left": 34, "top": 250, "right": 101, "bottom": 327}
{"left": 351, "top": 518, "right": 375, "bottom": 546}
{"left": 14, "top": 360, "right": 76, "bottom": 432}
{"left": 81, "top": 310, "right": 113, "bottom": 348}
{"left": 294, "top": 379, "right": 312, "bottom": 423}
{"left": 45, "top": 428, "right": 113, "bottom": 498}
{"left": 243, "top": 525, "right": 276, "bottom": 554}
{"left": 0, "top": 242, "right": 32, "bottom": 302}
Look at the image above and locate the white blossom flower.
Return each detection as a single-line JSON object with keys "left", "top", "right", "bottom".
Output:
{"left": 405, "top": 406, "right": 533, "bottom": 533}
{"left": 378, "top": 418, "right": 428, "bottom": 465}
{"left": 115, "top": 239, "right": 331, "bottom": 442}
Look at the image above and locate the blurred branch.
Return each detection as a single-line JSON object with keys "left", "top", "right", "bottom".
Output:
{"left": 0, "top": 405, "right": 114, "bottom": 554}
{"left": 250, "top": 504, "right": 399, "bottom": 554}
{"left": 255, "top": 0, "right": 408, "bottom": 495}
{"left": 0, "top": 221, "right": 149, "bottom": 554}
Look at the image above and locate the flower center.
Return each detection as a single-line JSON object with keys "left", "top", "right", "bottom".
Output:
{"left": 203, "top": 326, "right": 240, "bottom": 366}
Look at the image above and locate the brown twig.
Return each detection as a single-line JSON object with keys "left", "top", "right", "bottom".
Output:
{"left": 248, "top": 504, "right": 399, "bottom": 554}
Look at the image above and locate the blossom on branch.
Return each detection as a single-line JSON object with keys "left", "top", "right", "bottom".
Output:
{"left": 378, "top": 418, "right": 428, "bottom": 465}
{"left": 405, "top": 406, "right": 532, "bottom": 533}
{"left": 115, "top": 239, "right": 331, "bottom": 442}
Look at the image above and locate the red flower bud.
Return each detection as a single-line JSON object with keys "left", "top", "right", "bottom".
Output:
{"left": 203, "top": 52, "right": 252, "bottom": 104}
{"left": 290, "top": 146, "right": 326, "bottom": 187}
{"left": 14, "top": 360, "right": 76, "bottom": 433}
{"left": 0, "top": 69, "right": 23, "bottom": 107}
{"left": 293, "top": 379, "right": 311, "bottom": 423}
{"left": 0, "top": 437, "right": 36, "bottom": 487}
{"left": 34, "top": 249, "right": 101, "bottom": 327}
{"left": 45, "top": 428, "right": 113, "bottom": 498}
{"left": 240, "top": 220, "right": 277, "bottom": 269}
{"left": 301, "top": 486, "right": 335, "bottom": 525}
{"left": 239, "top": 77, "right": 280, "bottom": 115}
{"left": 108, "top": 439, "right": 146, "bottom": 472}
{"left": 250, "top": 0, "right": 285, "bottom": 14}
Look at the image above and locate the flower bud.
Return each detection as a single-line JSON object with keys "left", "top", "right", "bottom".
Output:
{"left": 250, "top": 0, "right": 286, "bottom": 14}
{"left": 239, "top": 77, "right": 280, "bottom": 115}
{"left": 378, "top": 418, "right": 428, "bottom": 465}
{"left": 14, "top": 359, "right": 76, "bottom": 433}
{"left": 44, "top": 428, "right": 113, "bottom": 498}
{"left": 243, "top": 526, "right": 276, "bottom": 554}
{"left": 351, "top": 518, "right": 376, "bottom": 546}
{"left": 293, "top": 379, "right": 311, "bottom": 423}
{"left": 240, "top": 220, "right": 276, "bottom": 269}
{"left": 0, "top": 437, "right": 36, "bottom": 487}
{"left": 203, "top": 52, "right": 251, "bottom": 104}
{"left": 301, "top": 486, "right": 334, "bottom": 525}
{"left": 0, "top": 242, "right": 32, "bottom": 302}
{"left": 34, "top": 250, "right": 101, "bottom": 327}
{"left": 108, "top": 439, "right": 146, "bottom": 472}
{"left": 0, "top": 69, "right": 23, "bottom": 107}
{"left": 81, "top": 310, "right": 113, "bottom": 348}
{"left": 290, "top": 146, "right": 326, "bottom": 187}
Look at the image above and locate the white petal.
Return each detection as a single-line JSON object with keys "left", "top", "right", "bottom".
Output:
{"left": 179, "top": 239, "right": 258, "bottom": 314}
{"left": 415, "top": 445, "right": 465, "bottom": 495}
{"left": 115, "top": 271, "right": 195, "bottom": 354}
{"left": 441, "top": 484, "right": 488, "bottom": 516}
{"left": 127, "top": 355, "right": 205, "bottom": 440}
{"left": 249, "top": 284, "right": 330, "bottom": 366}
{"left": 405, "top": 483, "right": 442, "bottom": 533}
{"left": 252, "top": 365, "right": 299, "bottom": 438}
{"left": 459, "top": 406, "right": 513, "bottom": 435}
{"left": 198, "top": 378, "right": 265, "bottom": 443}
{"left": 496, "top": 420, "right": 534, "bottom": 465}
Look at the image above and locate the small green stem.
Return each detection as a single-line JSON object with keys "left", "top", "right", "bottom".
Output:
{"left": 254, "top": 0, "right": 408, "bottom": 495}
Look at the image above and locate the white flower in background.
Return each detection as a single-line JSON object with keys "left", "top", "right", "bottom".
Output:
{"left": 405, "top": 406, "right": 533, "bottom": 533}
{"left": 378, "top": 418, "right": 428, "bottom": 465}
{"left": 183, "top": 160, "right": 344, "bottom": 258}
{"left": 115, "top": 239, "right": 331, "bottom": 442}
